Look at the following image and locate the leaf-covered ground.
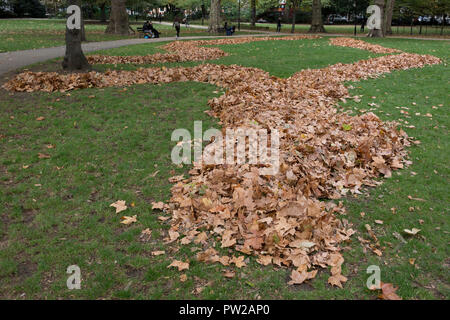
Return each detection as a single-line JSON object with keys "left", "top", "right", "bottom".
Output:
{"left": 0, "top": 36, "right": 448, "bottom": 299}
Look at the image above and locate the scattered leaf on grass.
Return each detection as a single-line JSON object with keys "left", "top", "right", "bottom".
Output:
{"left": 151, "top": 201, "right": 165, "bottom": 210}
{"left": 168, "top": 260, "right": 189, "bottom": 271}
{"left": 139, "top": 228, "right": 152, "bottom": 241}
{"left": 223, "top": 271, "right": 235, "bottom": 278}
{"left": 378, "top": 282, "right": 402, "bottom": 300}
{"left": 328, "top": 273, "right": 348, "bottom": 289}
{"left": 110, "top": 200, "right": 127, "bottom": 214}
{"left": 120, "top": 215, "right": 137, "bottom": 225}
{"left": 230, "top": 256, "right": 246, "bottom": 268}
{"left": 408, "top": 195, "right": 425, "bottom": 202}
{"left": 404, "top": 228, "right": 421, "bottom": 235}
{"left": 38, "top": 153, "right": 50, "bottom": 159}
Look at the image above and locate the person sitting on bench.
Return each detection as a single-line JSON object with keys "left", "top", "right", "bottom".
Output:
{"left": 224, "top": 23, "right": 235, "bottom": 36}
{"left": 224, "top": 22, "right": 234, "bottom": 36}
{"left": 142, "top": 21, "right": 160, "bottom": 39}
{"left": 143, "top": 20, "right": 153, "bottom": 38}
{"left": 143, "top": 21, "right": 152, "bottom": 33}
{"left": 148, "top": 21, "right": 160, "bottom": 38}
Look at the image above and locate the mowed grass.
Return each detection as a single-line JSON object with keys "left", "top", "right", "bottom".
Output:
{"left": 0, "top": 19, "right": 130, "bottom": 52}
{"left": 0, "top": 36, "right": 448, "bottom": 299}
{"left": 89, "top": 36, "right": 377, "bottom": 78}
{"left": 0, "top": 19, "right": 249, "bottom": 53}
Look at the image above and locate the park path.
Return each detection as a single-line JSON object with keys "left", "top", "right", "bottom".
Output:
{"left": 0, "top": 33, "right": 269, "bottom": 77}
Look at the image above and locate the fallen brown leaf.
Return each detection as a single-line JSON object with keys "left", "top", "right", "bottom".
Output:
{"left": 168, "top": 260, "right": 189, "bottom": 271}
{"left": 110, "top": 200, "right": 127, "bottom": 214}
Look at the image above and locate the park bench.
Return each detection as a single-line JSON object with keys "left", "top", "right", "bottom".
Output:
{"left": 137, "top": 27, "right": 161, "bottom": 38}
{"left": 217, "top": 27, "right": 237, "bottom": 36}
{"left": 136, "top": 27, "right": 145, "bottom": 38}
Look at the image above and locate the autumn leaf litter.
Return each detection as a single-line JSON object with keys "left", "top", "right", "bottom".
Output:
{"left": 3, "top": 37, "right": 441, "bottom": 289}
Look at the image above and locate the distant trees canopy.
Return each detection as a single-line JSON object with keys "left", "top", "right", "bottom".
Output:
{"left": 395, "top": 0, "right": 450, "bottom": 18}
{"left": 11, "top": 0, "right": 46, "bottom": 17}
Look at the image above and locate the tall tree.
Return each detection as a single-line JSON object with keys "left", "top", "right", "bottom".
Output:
{"left": 105, "top": 0, "right": 130, "bottom": 35}
{"left": 209, "top": 0, "right": 221, "bottom": 33}
{"left": 384, "top": 0, "right": 395, "bottom": 35}
{"left": 368, "top": 0, "right": 385, "bottom": 37}
{"left": 62, "top": 0, "right": 91, "bottom": 71}
{"left": 77, "top": 0, "right": 87, "bottom": 41}
{"left": 251, "top": 0, "right": 256, "bottom": 26}
{"left": 290, "top": 0, "right": 300, "bottom": 33}
{"left": 99, "top": 1, "right": 108, "bottom": 22}
{"left": 309, "top": 0, "right": 325, "bottom": 33}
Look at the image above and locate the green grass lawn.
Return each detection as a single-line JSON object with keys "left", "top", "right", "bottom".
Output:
{"left": 0, "top": 19, "right": 250, "bottom": 53}
{"left": 0, "top": 36, "right": 448, "bottom": 299}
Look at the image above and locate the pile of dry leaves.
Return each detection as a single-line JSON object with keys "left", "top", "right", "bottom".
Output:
{"left": 330, "top": 37, "right": 402, "bottom": 54}
{"left": 2, "top": 53, "right": 439, "bottom": 95}
{"left": 87, "top": 35, "right": 320, "bottom": 65}
{"left": 158, "top": 52, "right": 440, "bottom": 288}
{"left": 2, "top": 38, "right": 441, "bottom": 288}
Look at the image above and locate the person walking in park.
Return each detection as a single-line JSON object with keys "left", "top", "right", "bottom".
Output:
{"left": 361, "top": 16, "right": 367, "bottom": 32}
{"left": 276, "top": 17, "right": 282, "bottom": 32}
{"left": 173, "top": 18, "right": 181, "bottom": 39}
{"left": 183, "top": 16, "right": 190, "bottom": 28}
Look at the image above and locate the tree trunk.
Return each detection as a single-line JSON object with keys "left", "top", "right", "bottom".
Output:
{"left": 309, "top": 0, "right": 325, "bottom": 33}
{"left": 81, "top": 13, "right": 86, "bottom": 41}
{"left": 201, "top": 4, "right": 205, "bottom": 25}
{"left": 105, "top": 0, "right": 129, "bottom": 35}
{"left": 62, "top": 1, "right": 90, "bottom": 71}
{"left": 384, "top": 0, "right": 394, "bottom": 35}
{"left": 209, "top": 0, "right": 221, "bottom": 33}
{"left": 100, "top": 2, "right": 107, "bottom": 22}
{"left": 291, "top": 1, "right": 297, "bottom": 33}
{"left": 73, "top": 0, "right": 86, "bottom": 41}
{"left": 368, "top": 0, "right": 385, "bottom": 37}
{"left": 251, "top": 0, "right": 256, "bottom": 27}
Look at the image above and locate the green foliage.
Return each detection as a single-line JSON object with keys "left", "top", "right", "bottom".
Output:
{"left": 326, "top": 0, "right": 369, "bottom": 15}
{"left": 396, "top": 0, "right": 450, "bottom": 15}
{"left": 11, "top": 0, "right": 46, "bottom": 18}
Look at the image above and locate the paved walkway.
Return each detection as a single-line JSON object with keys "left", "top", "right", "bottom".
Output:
{"left": 0, "top": 34, "right": 268, "bottom": 77}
